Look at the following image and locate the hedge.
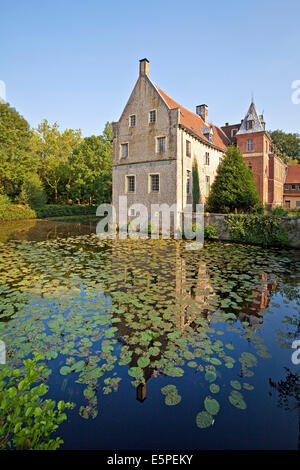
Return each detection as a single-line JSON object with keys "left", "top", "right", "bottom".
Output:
{"left": 0, "top": 204, "right": 36, "bottom": 221}
{"left": 35, "top": 205, "right": 97, "bottom": 218}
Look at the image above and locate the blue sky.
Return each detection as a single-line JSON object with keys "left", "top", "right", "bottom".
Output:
{"left": 1, "top": 0, "right": 300, "bottom": 136}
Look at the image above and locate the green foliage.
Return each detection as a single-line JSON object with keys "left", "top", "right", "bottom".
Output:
{"left": 207, "top": 145, "right": 262, "bottom": 213}
{"left": 204, "top": 223, "right": 218, "bottom": 240}
{"left": 35, "top": 204, "right": 97, "bottom": 218}
{"left": 0, "top": 354, "right": 73, "bottom": 450}
{"left": 269, "top": 130, "right": 300, "bottom": 162}
{"left": 0, "top": 102, "right": 34, "bottom": 199}
{"left": 18, "top": 173, "right": 47, "bottom": 209}
{"left": 69, "top": 128, "right": 112, "bottom": 205}
{"left": 192, "top": 159, "right": 201, "bottom": 211}
{"left": 225, "top": 213, "right": 290, "bottom": 247}
{"left": 0, "top": 203, "right": 36, "bottom": 221}
{"left": 268, "top": 206, "right": 288, "bottom": 217}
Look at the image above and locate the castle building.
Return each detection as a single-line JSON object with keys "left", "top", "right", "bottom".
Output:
{"left": 283, "top": 165, "right": 300, "bottom": 209}
{"left": 112, "top": 58, "right": 287, "bottom": 224}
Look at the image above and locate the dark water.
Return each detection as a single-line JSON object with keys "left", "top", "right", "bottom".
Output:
{"left": 0, "top": 219, "right": 300, "bottom": 449}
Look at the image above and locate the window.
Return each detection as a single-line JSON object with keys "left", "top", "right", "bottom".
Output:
{"left": 205, "top": 152, "right": 210, "bottom": 165}
{"left": 121, "top": 143, "right": 128, "bottom": 158}
{"left": 205, "top": 176, "right": 210, "bottom": 197}
{"left": 246, "top": 120, "right": 253, "bottom": 130}
{"left": 129, "top": 115, "right": 136, "bottom": 127}
{"left": 186, "top": 170, "right": 191, "bottom": 194}
{"left": 292, "top": 185, "right": 296, "bottom": 190}
{"left": 296, "top": 201, "right": 300, "bottom": 207}
{"left": 247, "top": 139, "right": 253, "bottom": 151}
{"left": 219, "top": 157, "right": 223, "bottom": 164}
{"left": 129, "top": 208, "right": 135, "bottom": 216}
{"left": 150, "top": 174, "right": 159, "bottom": 192}
{"left": 126, "top": 175, "right": 135, "bottom": 193}
{"left": 186, "top": 140, "right": 191, "bottom": 157}
{"left": 149, "top": 110, "right": 156, "bottom": 123}
{"left": 157, "top": 137, "right": 166, "bottom": 153}
{"left": 231, "top": 129, "right": 238, "bottom": 137}
{"left": 248, "top": 162, "right": 252, "bottom": 169}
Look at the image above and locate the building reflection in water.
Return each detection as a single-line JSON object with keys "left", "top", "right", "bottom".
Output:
{"left": 111, "top": 241, "right": 276, "bottom": 402}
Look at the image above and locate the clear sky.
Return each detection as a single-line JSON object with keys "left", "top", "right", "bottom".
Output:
{"left": 1, "top": 0, "right": 300, "bottom": 136}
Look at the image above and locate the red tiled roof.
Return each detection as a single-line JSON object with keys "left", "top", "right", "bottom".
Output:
{"left": 285, "top": 165, "right": 300, "bottom": 183}
{"left": 156, "top": 86, "right": 230, "bottom": 151}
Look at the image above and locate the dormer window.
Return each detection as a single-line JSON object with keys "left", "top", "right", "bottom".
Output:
{"left": 246, "top": 120, "right": 253, "bottom": 130}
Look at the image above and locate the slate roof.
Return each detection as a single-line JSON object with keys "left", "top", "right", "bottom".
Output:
{"left": 236, "top": 102, "right": 265, "bottom": 135}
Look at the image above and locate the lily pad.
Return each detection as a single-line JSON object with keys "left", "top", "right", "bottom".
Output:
{"left": 196, "top": 411, "right": 214, "bottom": 428}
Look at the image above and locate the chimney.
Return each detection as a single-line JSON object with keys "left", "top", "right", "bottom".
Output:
{"left": 225, "top": 122, "right": 229, "bottom": 126}
{"left": 196, "top": 104, "right": 208, "bottom": 124}
{"left": 139, "top": 58, "right": 149, "bottom": 77}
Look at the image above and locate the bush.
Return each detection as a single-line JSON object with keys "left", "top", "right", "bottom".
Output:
{"left": 0, "top": 354, "right": 74, "bottom": 450}
{"left": 0, "top": 203, "right": 36, "bottom": 220}
{"left": 225, "top": 214, "right": 290, "bottom": 247}
{"left": 268, "top": 206, "right": 288, "bottom": 217}
{"left": 35, "top": 204, "right": 97, "bottom": 218}
{"left": 207, "top": 145, "right": 262, "bottom": 213}
{"left": 204, "top": 223, "right": 218, "bottom": 240}
{"left": 18, "top": 174, "right": 47, "bottom": 209}
{"left": 0, "top": 194, "right": 11, "bottom": 205}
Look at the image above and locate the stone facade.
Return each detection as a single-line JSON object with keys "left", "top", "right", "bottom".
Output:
{"left": 112, "top": 59, "right": 289, "bottom": 224}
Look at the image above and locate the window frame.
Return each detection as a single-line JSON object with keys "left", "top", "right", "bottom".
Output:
{"left": 156, "top": 136, "right": 166, "bottom": 153}
{"left": 205, "top": 152, "right": 210, "bottom": 166}
{"left": 247, "top": 139, "right": 253, "bottom": 151}
{"left": 121, "top": 142, "right": 129, "bottom": 159}
{"left": 149, "top": 173, "right": 160, "bottom": 193}
{"left": 126, "top": 174, "right": 136, "bottom": 194}
{"left": 129, "top": 115, "right": 136, "bottom": 127}
{"left": 149, "top": 110, "right": 156, "bottom": 124}
{"left": 186, "top": 140, "right": 191, "bottom": 158}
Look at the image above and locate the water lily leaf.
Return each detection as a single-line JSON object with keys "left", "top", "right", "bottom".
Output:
{"left": 230, "top": 380, "right": 241, "bottom": 390}
{"left": 229, "top": 390, "right": 247, "bottom": 410}
{"left": 209, "top": 384, "right": 220, "bottom": 394}
{"left": 196, "top": 411, "right": 214, "bottom": 428}
{"left": 137, "top": 356, "right": 150, "bottom": 368}
{"left": 204, "top": 397, "right": 220, "bottom": 415}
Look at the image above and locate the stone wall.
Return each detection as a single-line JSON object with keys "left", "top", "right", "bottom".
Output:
{"left": 204, "top": 213, "right": 300, "bottom": 248}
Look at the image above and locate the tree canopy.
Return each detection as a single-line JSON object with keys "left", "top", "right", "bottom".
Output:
{"left": 269, "top": 129, "right": 300, "bottom": 162}
{"left": 0, "top": 102, "right": 113, "bottom": 206}
{"left": 207, "top": 145, "right": 262, "bottom": 213}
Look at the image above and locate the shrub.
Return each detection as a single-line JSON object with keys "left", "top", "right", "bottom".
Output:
{"left": 207, "top": 145, "right": 262, "bottom": 213}
{"left": 225, "top": 214, "right": 290, "bottom": 247}
{"left": 204, "top": 223, "right": 218, "bottom": 240}
{"left": 0, "top": 203, "right": 36, "bottom": 220}
{"left": 18, "top": 174, "right": 47, "bottom": 209}
{"left": 0, "top": 354, "right": 74, "bottom": 450}
{"left": 269, "top": 206, "right": 288, "bottom": 217}
{"left": 0, "top": 194, "right": 11, "bottom": 205}
{"left": 35, "top": 204, "right": 97, "bottom": 218}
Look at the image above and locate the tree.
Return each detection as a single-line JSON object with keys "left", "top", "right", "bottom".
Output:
{"left": 207, "top": 145, "right": 262, "bottom": 213}
{"left": 18, "top": 173, "right": 47, "bottom": 208}
{"left": 69, "top": 123, "right": 112, "bottom": 204}
{"left": 192, "top": 159, "right": 201, "bottom": 211}
{"left": 31, "top": 120, "right": 82, "bottom": 203}
{"left": 0, "top": 102, "right": 34, "bottom": 199}
{"left": 269, "top": 130, "right": 300, "bottom": 162}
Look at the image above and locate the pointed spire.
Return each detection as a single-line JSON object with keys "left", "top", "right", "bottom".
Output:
{"left": 236, "top": 101, "right": 265, "bottom": 135}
